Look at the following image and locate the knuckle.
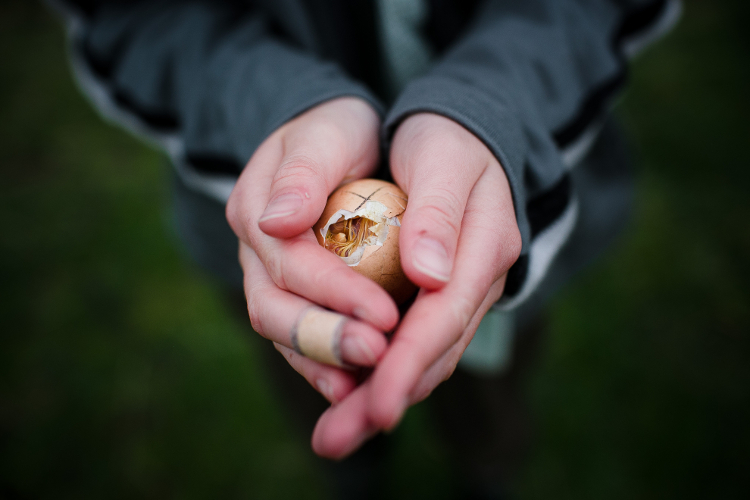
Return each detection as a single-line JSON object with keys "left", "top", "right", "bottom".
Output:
{"left": 414, "top": 187, "right": 464, "bottom": 237}
{"left": 498, "top": 224, "right": 522, "bottom": 272}
{"left": 225, "top": 188, "right": 246, "bottom": 237}
{"left": 275, "top": 154, "right": 325, "bottom": 186}
{"left": 225, "top": 191, "right": 238, "bottom": 223}
{"left": 441, "top": 356, "right": 461, "bottom": 382}
{"left": 283, "top": 347, "right": 296, "bottom": 364}
{"left": 246, "top": 298, "right": 267, "bottom": 337}
{"left": 245, "top": 219, "right": 266, "bottom": 253}
{"left": 506, "top": 225, "right": 523, "bottom": 263}
{"left": 450, "top": 295, "right": 475, "bottom": 333}
{"left": 411, "top": 383, "right": 434, "bottom": 405}
{"left": 265, "top": 253, "right": 288, "bottom": 291}
{"left": 466, "top": 202, "right": 522, "bottom": 277}
{"left": 277, "top": 344, "right": 298, "bottom": 367}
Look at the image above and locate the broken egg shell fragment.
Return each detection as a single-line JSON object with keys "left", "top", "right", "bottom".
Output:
{"left": 313, "top": 179, "right": 417, "bottom": 305}
{"left": 318, "top": 202, "right": 397, "bottom": 267}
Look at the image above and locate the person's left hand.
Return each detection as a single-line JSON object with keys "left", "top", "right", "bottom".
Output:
{"left": 293, "top": 113, "right": 523, "bottom": 458}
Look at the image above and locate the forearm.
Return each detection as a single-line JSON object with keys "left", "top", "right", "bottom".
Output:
{"left": 384, "top": 0, "right": 681, "bottom": 306}
{"left": 50, "top": 0, "right": 384, "bottom": 202}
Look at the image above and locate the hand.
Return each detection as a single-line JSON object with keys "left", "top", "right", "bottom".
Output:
{"left": 225, "top": 98, "right": 400, "bottom": 402}
{"left": 307, "top": 113, "right": 522, "bottom": 457}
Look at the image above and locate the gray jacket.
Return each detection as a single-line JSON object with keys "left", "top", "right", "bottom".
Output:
{"left": 50, "top": 0, "right": 681, "bottom": 307}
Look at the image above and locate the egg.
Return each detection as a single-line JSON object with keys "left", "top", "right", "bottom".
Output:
{"left": 313, "top": 179, "right": 417, "bottom": 305}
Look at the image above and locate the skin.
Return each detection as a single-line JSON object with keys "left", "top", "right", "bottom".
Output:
{"left": 226, "top": 97, "right": 521, "bottom": 458}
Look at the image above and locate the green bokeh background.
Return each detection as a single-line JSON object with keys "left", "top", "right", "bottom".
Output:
{"left": 1, "top": 1, "right": 748, "bottom": 498}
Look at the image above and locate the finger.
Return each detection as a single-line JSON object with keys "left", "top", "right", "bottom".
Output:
{"left": 390, "top": 114, "right": 492, "bottom": 289}
{"left": 408, "top": 278, "right": 507, "bottom": 404}
{"left": 311, "top": 380, "right": 378, "bottom": 459}
{"left": 229, "top": 141, "right": 399, "bottom": 332}
{"left": 309, "top": 281, "right": 504, "bottom": 458}
{"left": 256, "top": 235, "right": 400, "bottom": 332}
{"left": 274, "top": 343, "right": 358, "bottom": 404}
{"left": 241, "top": 243, "right": 388, "bottom": 367}
{"left": 258, "top": 98, "right": 380, "bottom": 237}
{"left": 367, "top": 165, "right": 521, "bottom": 429}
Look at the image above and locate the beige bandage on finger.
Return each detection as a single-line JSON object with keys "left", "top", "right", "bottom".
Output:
{"left": 291, "top": 307, "right": 346, "bottom": 367}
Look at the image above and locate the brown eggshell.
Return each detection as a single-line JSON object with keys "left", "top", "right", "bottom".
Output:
{"left": 313, "top": 179, "right": 417, "bottom": 305}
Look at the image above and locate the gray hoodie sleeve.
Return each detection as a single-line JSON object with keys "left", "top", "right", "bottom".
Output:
{"left": 383, "top": 0, "right": 681, "bottom": 307}
{"left": 50, "top": 0, "right": 384, "bottom": 203}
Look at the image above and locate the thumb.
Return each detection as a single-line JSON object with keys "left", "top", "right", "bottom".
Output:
{"left": 398, "top": 174, "right": 471, "bottom": 290}
{"left": 258, "top": 100, "right": 380, "bottom": 238}
{"left": 392, "top": 114, "right": 490, "bottom": 290}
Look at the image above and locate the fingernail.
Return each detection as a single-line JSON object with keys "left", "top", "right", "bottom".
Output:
{"left": 259, "top": 193, "right": 303, "bottom": 222}
{"left": 316, "top": 378, "right": 336, "bottom": 403}
{"left": 412, "top": 238, "right": 451, "bottom": 282}
{"left": 341, "top": 334, "right": 377, "bottom": 365}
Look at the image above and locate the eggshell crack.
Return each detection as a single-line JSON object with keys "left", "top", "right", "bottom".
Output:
{"left": 318, "top": 201, "right": 401, "bottom": 267}
{"left": 313, "top": 179, "right": 417, "bottom": 305}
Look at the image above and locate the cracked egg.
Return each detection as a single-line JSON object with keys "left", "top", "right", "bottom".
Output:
{"left": 314, "top": 179, "right": 417, "bottom": 305}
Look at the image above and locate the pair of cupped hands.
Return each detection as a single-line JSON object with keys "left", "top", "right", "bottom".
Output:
{"left": 226, "top": 97, "right": 521, "bottom": 459}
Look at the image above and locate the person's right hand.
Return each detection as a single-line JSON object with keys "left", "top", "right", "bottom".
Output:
{"left": 226, "top": 97, "right": 400, "bottom": 402}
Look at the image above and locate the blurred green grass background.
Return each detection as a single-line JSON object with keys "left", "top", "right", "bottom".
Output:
{"left": 1, "top": 1, "right": 748, "bottom": 498}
